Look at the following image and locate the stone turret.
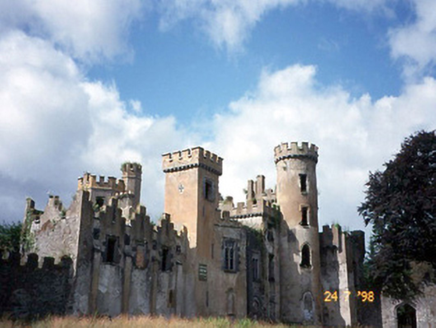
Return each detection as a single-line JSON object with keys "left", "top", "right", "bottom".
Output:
{"left": 274, "top": 141, "right": 322, "bottom": 324}
{"left": 274, "top": 142, "right": 319, "bottom": 228}
{"left": 121, "top": 162, "right": 142, "bottom": 209}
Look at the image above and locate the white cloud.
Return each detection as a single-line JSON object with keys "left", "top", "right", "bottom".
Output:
{"left": 325, "top": 0, "right": 393, "bottom": 13}
{"left": 158, "top": 0, "right": 301, "bottom": 52}
{"left": 211, "top": 65, "right": 436, "bottom": 232}
{"left": 0, "top": 31, "right": 193, "bottom": 223}
{"left": 389, "top": 0, "right": 436, "bottom": 78}
{"left": 0, "top": 0, "right": 144, "bottom": 63}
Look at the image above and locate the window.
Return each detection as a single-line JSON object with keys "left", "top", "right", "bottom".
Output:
{"left": 301, "top": 206, "right": 309, "bottom": 226}
{"left": 252, "top": 253, "right": 260, "bottom": 281}
{"left": 268, "top": 254, "right": 275, "bottom": 281}
{"left": 223, "top": 239, "right": 237, "bottom": 272}
{"left": 204, "top": 178, "right": 215, "bottom": 201}
{"left": 301, "top": 244, "right": 311, "bottom": 268}
{"left": 161, "top": 247, "right": 172, "bottom": 271}
{"left": 211, "top": 243, "right": 214, "bottom": 259}
{"left": 299, "top": 174, "right": 307, "bottom": 193}
{"left": 105, "top": 236, "right": 117, "bottom": 263}
{"left": 96, "top": 196, "right": 105, "bottom": 207}
{"left": 302, "top": 292, "right": 314, "bottom": 322}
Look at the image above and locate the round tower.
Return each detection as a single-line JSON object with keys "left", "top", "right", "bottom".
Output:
{"left": 274, "top": 142, "right": 318, "bottom": 228}
{"left": 274, "top": 142, "right": 322, "bottom": 324}
{"left": 121, "top": 162, "right": 142, "bottom": 208}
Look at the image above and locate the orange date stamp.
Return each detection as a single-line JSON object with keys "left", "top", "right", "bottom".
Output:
{"left": 324, "top": 290, "right": 375, "bottom": 302}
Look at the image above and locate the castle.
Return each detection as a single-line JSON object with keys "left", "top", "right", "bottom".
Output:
{"left": 2, "top": 142, "right": 434, "bottom": 326}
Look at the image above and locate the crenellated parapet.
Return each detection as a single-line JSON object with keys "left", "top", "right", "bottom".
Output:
{"left": 77, "top": 173, "right": 125, "bottom": 192}
{"left": 121, "top": 162, "right": 142, "bottom": 176}
{"left": 162, "top": 147, "right": 223, "bottom": 176}
{"left": 274, "top": 142, "right": 318, "bottom": 164}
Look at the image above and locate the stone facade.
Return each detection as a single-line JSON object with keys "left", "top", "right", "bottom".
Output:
{"left": 2, "top": 141, "right": 433, "bottom": 326}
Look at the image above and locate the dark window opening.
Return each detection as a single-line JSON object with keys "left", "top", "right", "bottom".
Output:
{"left": 299, "top": 174, "right": 307, "bottom": 193}
{"left": 93, "top": 228, "right": 100, "bottom": 240}
{"left": 204, "top": 178, "right": 215, "bottom": 201}
{"left": 301, "top": 244, "right": 311, "bottom": 268}
{"left": 397, "top": 303, "right": 417, "bottom": 328}
{"left": 124, "top": 233, "right": 130, "bottom": 246}
{"left": 223, "top": 240, "right": 237, "bottom": 272}
{"left": 161, "top": 247, "right": 171, "bottom": 271}
{"left": 301, "top": 207, "right": 309, "bottom": 226}
{"left": 96, "top": 196, "right": 105, "bottom": 207}
{"left": 105, "top": 236, "right": 117, "bottom": 263}
{"left": 268, "top": 254, "right": 275, "bottom": 281}
{"left": 252, "top": 254, "right": 260, "bottom": 281}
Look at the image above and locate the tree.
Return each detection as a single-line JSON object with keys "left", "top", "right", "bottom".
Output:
{"left": 0, "top": 221, "right": 22, "bottom": 256}
{"left": 359, "top": 130, "right": 436, "bottom": 300}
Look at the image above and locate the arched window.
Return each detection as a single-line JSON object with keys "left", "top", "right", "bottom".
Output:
{"left": 301, "top": 244, "right": 311, "bottom": 268}
{"left": 302, "top": 292, "right": 314, "bottom": 322}
{"left": 397, "top": 303, "right": 416, "bottom": 328}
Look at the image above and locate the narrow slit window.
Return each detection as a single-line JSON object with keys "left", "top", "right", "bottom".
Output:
{"left": 162, "top": 247, "right": 171, "bottom": 271}
{"left": 106, "top": 236, "right": 117, "bottom": 263}
{"left": 299, "top": 174, "right": 307, "bottom": 193}
{"left": 252, "top": 253, "right": 260, "bottom": 281}
{"left": 223, "top": 240, "right": 237, "bottom": 272}
{"left": 268, "top": 254, "right": 275, "bottom": 281}
{"left": 301, "top": 207, "right": 309, "bottom": 226}
{"left": 301, "top": 244, "right": 311, "bottom": 268}
{"left": 204, "top": 178, "right": 215, "bottom": 201}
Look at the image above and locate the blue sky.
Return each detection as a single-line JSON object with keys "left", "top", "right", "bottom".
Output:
{"left": 1, "top": 0, "right": 435, "bottom": 239}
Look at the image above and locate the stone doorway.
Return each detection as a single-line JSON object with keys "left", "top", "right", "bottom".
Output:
{"left": 397, "top": 303, "right": 417, "bottom": 328}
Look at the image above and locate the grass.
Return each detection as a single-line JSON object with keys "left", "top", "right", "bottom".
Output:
{"left": 0, "top": 315, "right": 325, "bottom": 328}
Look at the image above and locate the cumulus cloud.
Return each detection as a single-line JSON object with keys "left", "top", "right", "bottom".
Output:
{"left": 389, "top": 0, "right": 436, "bottom": 78}
{"left": 0, "top": 31, "right": 193, "bottom": 223}
{"left": 158, "top": 0, "right": 301, "bottom": 52}
{"left": 0, "top": 0, "right": 144, "bottom": 63}
{"left": 157, "top": 0, "right": 395, "bottom": 53}
{"left": 211, "top": 65, "right": 436, "bottom": 231}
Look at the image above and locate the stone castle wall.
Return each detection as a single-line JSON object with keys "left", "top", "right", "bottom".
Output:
{"left": 0, "top": 253, "right": 73, "bottom": 319}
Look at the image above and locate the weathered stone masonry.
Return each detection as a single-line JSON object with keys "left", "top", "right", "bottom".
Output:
{"left": 3, "top": 141, "right": 433, "bottom": 326}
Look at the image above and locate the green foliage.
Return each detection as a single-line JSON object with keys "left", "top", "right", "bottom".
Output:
{"left": 0, "top": 221, "right": 22, "bottom": 254}
{"left": 359, "top": 130, "right": 436, "bottom": 300}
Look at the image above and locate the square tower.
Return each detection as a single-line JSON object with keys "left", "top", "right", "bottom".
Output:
{"left": 162, "top": 147, "right": 222, "bottom": 255}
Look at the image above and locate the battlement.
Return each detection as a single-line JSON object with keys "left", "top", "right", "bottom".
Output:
{"left": 274, "top": 142, "right": 318, "bottom": 163}
{"left": 1, "top": 252, "right": 73, "bottom": 270}
{"left": 121, "top": 162, "right": 142, "bottom": 176}
{"left": 162, "top": 146, "right": 223, "bottom": 176}
{"left": 77, "top": 172, "right": 125, "bottom": 192}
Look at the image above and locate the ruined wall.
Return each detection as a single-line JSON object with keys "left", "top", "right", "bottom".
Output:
{"left": 0, "top": 253, "right": 73, "bottom": 319}
{"left": 382, "top": 273, "right": 436, "bottom": 328}
{"left": 320, "top": 225, "right": 366, "bottom": 326}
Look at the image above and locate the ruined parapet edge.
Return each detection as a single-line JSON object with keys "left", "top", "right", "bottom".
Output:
{"left": 77, "top": 173, "right": 125, "bottom": 192}
{"left": 274, "top": 141, "right": 318, "bottom": 164}
{"left": 162, "top": 147, "right": 223, "bottom": 176}
{"left": 121, "top": 162, "right": 142, "bottom": 176}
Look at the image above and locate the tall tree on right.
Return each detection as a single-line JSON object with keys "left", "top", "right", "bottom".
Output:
{"left": 359, "top": 130, "right": 436, "bottom": 300}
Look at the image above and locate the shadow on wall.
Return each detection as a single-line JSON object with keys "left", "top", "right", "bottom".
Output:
{"left": 0, "top": 253, "right": 73, "bottom": 319}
